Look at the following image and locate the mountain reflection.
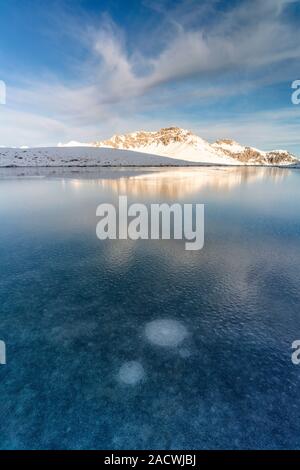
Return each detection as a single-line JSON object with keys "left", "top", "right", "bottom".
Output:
{"left": 97, "top": 167, "right": 290, "bottom": 198}
{"left": 0, "top": 166, "right": 291, "bottom": 200}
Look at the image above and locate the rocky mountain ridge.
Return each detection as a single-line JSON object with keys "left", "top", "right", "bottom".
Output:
{"left": 93, "top": 127, "right": 298, "bottom": 166}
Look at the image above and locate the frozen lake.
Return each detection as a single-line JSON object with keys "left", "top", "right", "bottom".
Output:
{"left": 0, "top": 167, "right": 300, "bottom": 449}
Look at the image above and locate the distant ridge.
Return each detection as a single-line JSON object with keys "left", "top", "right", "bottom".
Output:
{"left": 0, "top": 127, "right": 298, "bottom": 167}
{"left": 90, "top": 127, "right": 298, "bottom": 166}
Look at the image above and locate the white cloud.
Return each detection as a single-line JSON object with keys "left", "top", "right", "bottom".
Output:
{"left": 1, "top": 0, "right": 300, "bottom": 147}
{"left": 195, "top": 108, "right": 300, "bottom": 153}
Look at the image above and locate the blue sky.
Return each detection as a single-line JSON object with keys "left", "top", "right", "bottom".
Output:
{"left": 0, "top": 0, "right": 300, "bottom": 152}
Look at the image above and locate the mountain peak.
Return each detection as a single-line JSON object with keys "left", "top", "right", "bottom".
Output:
{"left": 94, "top": 127, "right": 197, "bottom": 150}
{"left": 87, "top": 127, "right": 299, "bottom": 166}
{"left": 215, "top": 139, "right": 240, "bottom": 146}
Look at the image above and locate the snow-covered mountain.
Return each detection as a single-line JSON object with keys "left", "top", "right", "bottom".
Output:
{"left": 92, "top": 127, "right": 298, "bottom": 166}
{"left": 93, "top": 127, "right": 234, "bottom": 164}
{"left": 212, "top": 139, "right": 297, "bottom": 166}
{"left": 0, "top": 127, "right": 298, "bottom": 167}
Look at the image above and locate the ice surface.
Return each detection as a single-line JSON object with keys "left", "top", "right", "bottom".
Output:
{"left": 1, "top": 168, "right": 300, "bottom": 450}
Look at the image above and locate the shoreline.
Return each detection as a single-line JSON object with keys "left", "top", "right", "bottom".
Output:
{"left": 0, "top": 165, "right": 297, "bottom": 181}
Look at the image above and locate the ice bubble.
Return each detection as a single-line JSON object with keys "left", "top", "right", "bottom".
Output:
{"left": 145, "top": 319, "right": 188, "bottom": 347}
{"left": 118, "top": 361, "right": 145, "bottom": 385}
{"left": 179, "top": 347, "right": 192, "bottom": 358}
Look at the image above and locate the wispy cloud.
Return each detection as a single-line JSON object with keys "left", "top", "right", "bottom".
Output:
{"left": 1, "top": 0, "right": 300, "bottom": 148}
{"left": 195, "top": 108, "right": 300, "bottom": 152}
